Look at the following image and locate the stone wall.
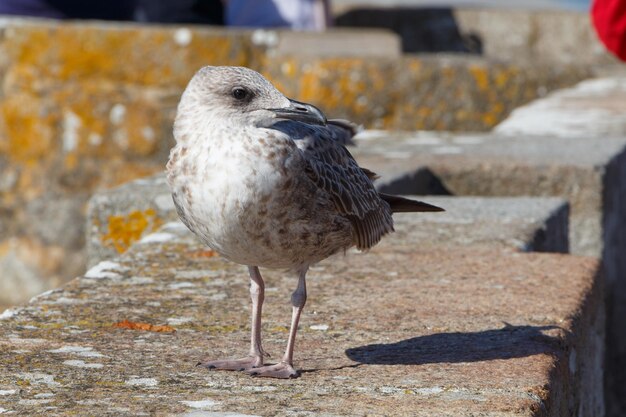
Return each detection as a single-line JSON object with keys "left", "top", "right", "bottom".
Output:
{"left": 0, "top": 17, "right": 593, "bottom": 308}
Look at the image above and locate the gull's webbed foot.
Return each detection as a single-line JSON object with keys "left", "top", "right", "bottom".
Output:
{"left": 245, "top": 361, "right": 299, "bottom": 379}
{"left": 198, "top": 355, "right": 263, "bottom": 372}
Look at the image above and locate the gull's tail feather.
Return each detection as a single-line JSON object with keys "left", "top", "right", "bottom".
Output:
{"left": 379, "top": 193, "right": 444, "bottom": 213}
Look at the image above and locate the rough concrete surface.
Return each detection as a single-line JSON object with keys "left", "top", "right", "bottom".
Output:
{"left": 269, "top": 54, "right": 589, "bottom": 132}
{"left": 0, "top": 222, "right": 603, "bottom": 416}
{"left": 86, "top": 175, "right": 569, "bottom": 266}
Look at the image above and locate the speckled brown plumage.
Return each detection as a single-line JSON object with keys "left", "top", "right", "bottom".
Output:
{"left": 166, "top": 66, "right": 443, "bottom": 379}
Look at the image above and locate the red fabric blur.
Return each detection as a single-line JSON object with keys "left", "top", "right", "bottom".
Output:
{"left": 592, "top": 0, "right": 626, "bottom": 61}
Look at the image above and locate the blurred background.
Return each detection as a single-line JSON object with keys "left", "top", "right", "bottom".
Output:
{"left": 0, "top": 0, "right": 617, "bottom": 314}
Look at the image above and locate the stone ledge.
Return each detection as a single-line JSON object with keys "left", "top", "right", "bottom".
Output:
{"left": 262, "top": 54, "right": 589, "bottom": 131}
{"left": 353, "top": 131, "right": 626, "bottom": 258}
{"left": 86, "top": 176, "right": 569, "bottom": 267}
{"left": 350, "top": 127, "right": 626, "bottom": 416}
{"left": 0, "top": 222, "right": 604, "bottom": 416}
{"left": 492, "top": 75, "right": 626, "bottom": 417}
{"left": 388, "top": 195, "right": 569, "bottom": 254}
{"left": 495, "top": 77, "right": 626, "bottom": 138}
{"left": 0, "top": 19, "right": 400, "bottom": 91}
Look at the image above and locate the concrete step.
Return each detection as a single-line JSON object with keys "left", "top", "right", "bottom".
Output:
{"left": 353, "top": 132, "right": 626, "bottom": 258}
{"left": 0, "top": 220, "right": 603, "bottom": 416}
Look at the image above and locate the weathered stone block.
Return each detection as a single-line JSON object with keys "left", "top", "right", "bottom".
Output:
{"left": 264, "top": 28, "right": 401, "bottom": 58}
{"left": 86, "top": 175, "right": 179, "bottom": 267}
{"left": 0, "top": 220, "right": 604, "bottom": 416}
{"left": 0, "top": 237, "right": 67, "bottom": 307}
{"left": 0, "top": 21, "right": 257, "bottom": 90}
{"left": 263, "top": 54, "right": 590, "bottom": 131}
{"left": 495, "top": 77, "right": 626, "bottom": 138}
{"left": 387, "top": 196, "right": 569, "bottom": 254}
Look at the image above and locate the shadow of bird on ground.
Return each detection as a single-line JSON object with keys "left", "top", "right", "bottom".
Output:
{"left": 345, "top": 324, "right": 562, "bottom": 365}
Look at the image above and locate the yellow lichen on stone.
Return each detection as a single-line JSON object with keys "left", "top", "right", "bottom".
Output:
{"left": 290, "top": 58, "right": 388, "bottom": 118}
{"left": 481, "top": 112, "right": 498, "bottom": 127}
{"left": 63, "top": 153, "right": 79, "bottom": 171}
{"left": 469, "top": 65, "right": 490, "bottom": 91}
{"left": 5, "top": 24, "right": 255, "bottom": 91}
{"left": 204, "top": 324, "right": 242, "bottom": 333}
{"left": 121, "top": 103, "right": 162, "bottom": 157}
{"left": 189, "top": 32, "right": 250, "bottom": 70}
{"left": 269, "top": 325, "right": 289, "bottom": 333}
{"left": 52, "top": 87, "right": 110, "bottom": 153}
{"left": 494, "top": 68, "right": 511, "bottom": 89}
{"left": 407, "top": 58, "right": 422, "bottom": 73}
{"left": 102, "top": 209, "right": 163, "bottom": 253}
{"left": 106, "top": 163, "right": 163, "bottom": 189}
{"left": 281, "top": 61, "right": 296, "bottom": 77}
{"left": 455, "top": 109, "right": 470, "bottom": 121}
{"left": 0, "top": 92, "right": 56, "bottom": 164}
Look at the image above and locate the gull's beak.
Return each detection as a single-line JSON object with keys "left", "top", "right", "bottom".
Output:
{"left": 269, "top": 99, "right": 327, "bottom": 126}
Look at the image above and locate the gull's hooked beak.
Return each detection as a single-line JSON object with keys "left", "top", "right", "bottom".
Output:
{"left": 269, "top": 99, "right": 327, "bottom": 126}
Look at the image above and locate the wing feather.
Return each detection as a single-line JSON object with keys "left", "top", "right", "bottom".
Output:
{"left": 267, "top": 118, "right": 394, "bottom": 250}
{"left": 298, "top": 127, "right": 394, "bottom": 250}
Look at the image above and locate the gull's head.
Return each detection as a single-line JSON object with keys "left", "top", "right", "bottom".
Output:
{"left": 174, "top": 66, "right": 326, "bottom": 142}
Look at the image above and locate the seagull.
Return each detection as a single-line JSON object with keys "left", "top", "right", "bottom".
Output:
{"left": 166, "top": 66, "right": 443, "bottom": 379}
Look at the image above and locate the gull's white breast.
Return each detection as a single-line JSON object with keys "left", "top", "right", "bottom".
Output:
{"left": 168, "top": 128, "right": 306, "bottom": 268}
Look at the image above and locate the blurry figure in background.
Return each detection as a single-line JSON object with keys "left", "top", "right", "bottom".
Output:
{"left": 226, "top": 0, "right": 330, "bottom": 30}
{"left": 0, "top": 0, "right": 136, "bottom": 20}
{"left": 591, "top": 0, "right": 626, "bottom": 61}
{"left": 135, "top": 0, "right": 224, "bottom": 25}
{"left": 0, "top": 0, "right": 224, "bottom": 24}
{"left": 0, "top": 0, "right": 329, "bottom": 29}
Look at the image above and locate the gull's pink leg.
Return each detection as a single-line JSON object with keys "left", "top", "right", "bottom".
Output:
{"left": 199, "top": 266, "right": 267, "bottom": 371}
{"left": 247, "top": 268, "right": 307, "bottom": 379}
{"left": 248, "top": 266, "right": 268, "bottom": 360}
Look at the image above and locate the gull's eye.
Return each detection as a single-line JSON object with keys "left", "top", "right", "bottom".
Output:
{"left": 231, "top": 87, "right": 250, "bottom": 101}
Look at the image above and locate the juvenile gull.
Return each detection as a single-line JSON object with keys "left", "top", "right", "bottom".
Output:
{"left": 166, "top": 66, "right": 443, "bottom": 379}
